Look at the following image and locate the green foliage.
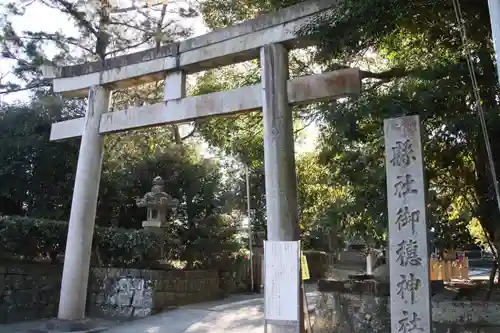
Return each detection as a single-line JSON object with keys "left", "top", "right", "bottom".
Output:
{"left": 0, "top": 0, "right": 265, "bottom": 271}
{"left": 0, "top": 96, "right": 239, "bottom": 228}
{"left": 0, "top": 89, "right": 245, "bottom": 266}
{"left": 296, "top": 152, "right": 338, "bottom": 235}
{"left": 4, "top": 0, "right": 496, "bottom": 259}
{"left": 468, "top": 218, "right": 490, "bottom": 249}
{"left": 200, "top": 0, "right": 301, "bottom": 29}
{"left": 180, "top": 214, "right": 244, "bottom": 269}
{"left": 0, "top": 96, "right": 244, "bottom": 268}
{"left": 300, "top": 0, "right": 498, "bottom": 249}
{"left": 297, "top": 0, "right": 490, "bottom": 68}
{"left": 94, "top": 225, "right": 176, "bottom": 268}
{"left": 197, "top": 0, "right": 500, "bottom": 251}
{"left": 316, "top": 76, "right": 483, "bottom": 248}
{"left": 192, "top": 63, "right": 263, "bottom": 165}
{"left": 0, "top": 215, "right": 163, "bottom": 268}
{"left": 191, "top": 63, "right": 332, "bottom": 237}
{"left": 0, "top": 0, "right": 197, "bottom": 93}
{"left": 0, "top": 96, "right": 82, "bottom": 220}
{"left": 190, "top": 65, "right": 268, "bottom": 231}
{"left": 0, "top": 214, "right": 243, "bottom": 269}
{"left": 98, "top": 140, "right": 232, "bottom": 229}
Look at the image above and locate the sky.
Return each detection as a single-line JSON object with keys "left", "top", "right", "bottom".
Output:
{"left": 0, "top": 2, "right": 77, "bottom": 104}
{"left": 0, "top": 0, "right": 318, "bottom": 153}
{"left": 1, "top": 0, "right": 209, "bottom": 103}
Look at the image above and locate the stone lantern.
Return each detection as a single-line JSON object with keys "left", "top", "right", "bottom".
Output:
{"left": 136, "top": 176, "right": 178, "bottom": 264}
{"left": 136, "top": 176, "right": 178, "bottom": 229}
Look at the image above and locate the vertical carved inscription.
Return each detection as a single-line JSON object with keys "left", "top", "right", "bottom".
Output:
{"left": 384, "top": 115, "right": 431, "bottom": 333}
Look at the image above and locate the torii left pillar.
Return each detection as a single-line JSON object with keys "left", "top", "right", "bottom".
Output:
{"left": 58, "top": 86, "right": 110, "bottom": 320}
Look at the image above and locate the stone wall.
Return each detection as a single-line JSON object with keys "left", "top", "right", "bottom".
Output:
{"left": 0, "top": 263, "right": 62, "bottom": 323}
{"left": 315, "top": 279, "right": 500, "bottom": 333}
{"left": 87, "top": 268, "right": 221, "bottom": 319}
{"left": 0, "top": 264, "right": 223, "bottom": 323}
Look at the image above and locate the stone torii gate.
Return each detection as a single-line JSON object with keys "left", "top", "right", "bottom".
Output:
{"left": 41, "top": 0, "right": 361, "bottom": 329}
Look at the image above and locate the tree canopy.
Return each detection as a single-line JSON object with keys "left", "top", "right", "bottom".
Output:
{"left": 2, "top": 0, "right": 499, "bottom": 255}
{"left": 195, "top": 0, "right": 499, "bottom": 251}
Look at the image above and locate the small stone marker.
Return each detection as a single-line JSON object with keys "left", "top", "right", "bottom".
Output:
{"left": 383, "top": 115, "right": 432, "bottom": 333}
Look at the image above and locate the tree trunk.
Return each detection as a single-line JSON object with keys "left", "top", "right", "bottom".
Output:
{"left": 473, "top": 119, "right": 500, "bottom": 298}
{"left": 487, "top": 258, "right": 498, "bottom": 300}
{"left": 173, "top": 125, "right": 182, "bottom": 144}
{"left": 96, "top": 0, "right": 111, "bottom": 60}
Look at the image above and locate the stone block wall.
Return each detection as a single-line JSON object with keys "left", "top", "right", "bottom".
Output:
{"left": 0, "top": 264, "right": 62, "bottom": 324}
{"left": 315, "top": 279, "right": 500, "bottom": 333}
{"left": 0, "top": 264, "right": 223, "bottom": 323}
{"left": 87, "top": 268, "right": 221, "bottom": 319}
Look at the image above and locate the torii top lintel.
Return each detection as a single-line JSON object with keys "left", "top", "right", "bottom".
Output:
{"left": 41, "top": 0, "right": 337, "bottom": 97}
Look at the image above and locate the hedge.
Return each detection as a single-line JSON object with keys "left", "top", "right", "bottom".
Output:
{"left": 0, "top": 215, "right": 165, "bottom": 268}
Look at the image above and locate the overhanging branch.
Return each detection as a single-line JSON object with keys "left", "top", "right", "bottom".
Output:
{"left": 0, "top": 81, "right": 52, "bottom": 95}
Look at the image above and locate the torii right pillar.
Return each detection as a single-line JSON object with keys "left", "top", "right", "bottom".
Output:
{"left": 261, "top": 43, "right": 304, "bottom": 333}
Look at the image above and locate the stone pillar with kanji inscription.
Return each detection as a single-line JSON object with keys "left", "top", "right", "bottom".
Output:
{"left": 383, "top": 115, "right": 432, "bottom": 333}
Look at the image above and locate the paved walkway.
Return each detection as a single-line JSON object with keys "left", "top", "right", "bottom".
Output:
{"left": 105, "top": 291, "right": 318, "bottom": 333}
{"left": 0, "top": 292, "right": 318, "bottom": 333}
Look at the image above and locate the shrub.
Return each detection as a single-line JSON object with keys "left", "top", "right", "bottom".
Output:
{"left": 0, "top": 215, "right": 165, "bottom": 268}
{"left": 0, "top": 214, "right": 243, "bottom": 270}
{"left": 0, "top": 215, "right": 68, "bottom": 262}
{"left": 180, "top": 214, "right": 243, "bottom": 269}
{"left": 94, "top": 227, "right": 168, "bottom": 268}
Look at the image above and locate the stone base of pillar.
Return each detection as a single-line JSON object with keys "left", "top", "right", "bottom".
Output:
{"left": 26, "top": 319, "right": 111, "bottom": 333}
